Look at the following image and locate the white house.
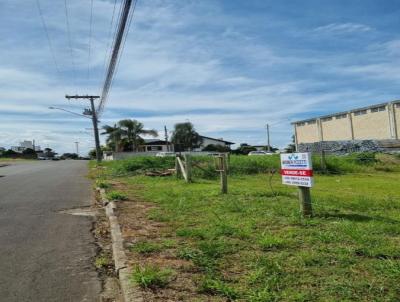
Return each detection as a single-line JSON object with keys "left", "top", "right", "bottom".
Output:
{"left": 139, "top": 139, "right": 174, "bottom": 152}
{"left": 197, "top": 136, "right": 235, "bottom": 150}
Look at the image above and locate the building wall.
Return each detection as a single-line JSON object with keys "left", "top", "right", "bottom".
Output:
{"left": 295, "top": 122, "right": 318, "bottom": 143}
{"left": 321, "top": 115, "right": 353, "bottom": 141}
{"left": 394, "top": 103, "right": 400, "bottom": 138}
{"left": 294, "top": 102, "right": 399, "bottom": 144}
{"left": 351, "top": 107, "right": 390, "bottom": 140}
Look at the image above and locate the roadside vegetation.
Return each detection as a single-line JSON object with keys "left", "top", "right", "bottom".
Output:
{"left": 92, "top": 153, "right": 400, "bottom": 301}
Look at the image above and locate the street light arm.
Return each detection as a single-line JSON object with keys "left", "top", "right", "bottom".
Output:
{"left": 48, "top": 106, "right": 93, "bottom": 120}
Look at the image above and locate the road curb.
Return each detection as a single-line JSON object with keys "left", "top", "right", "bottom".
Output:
{"left": 97, "top": 188, "right": 143, "bottom": 302}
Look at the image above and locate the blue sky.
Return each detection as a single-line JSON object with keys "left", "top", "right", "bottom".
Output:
{"left": 1, "top": 0, "right": 400, "bottom": 154}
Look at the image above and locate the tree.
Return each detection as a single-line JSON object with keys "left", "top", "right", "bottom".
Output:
{"left": 284, "top": 135, "right": 296, "bottom": 153}
{"left": 43, "top": 148, "right": 56, "bottom": 158}
{"left": 231, "top": 144, "right": 256, "bottom": 155}
{"left": 101, "top": 124, "right": 123, "bottom": 152}
{"left": 22, "top": 148, "right": 37, "bottom": 159}
{"left": 1, "top": 149, "right": 18, "bottom": 158}
{"left": 202, "top": 144, "right": 231, "bottom": 153}
{"left": 61, "top": 153, "right": 79, "bottom": 160}
{"left": 171, "top": 122, "right": 202, "bottom": 151}
{"left": 117, "top": 119, "right": 158, "bottom": 152}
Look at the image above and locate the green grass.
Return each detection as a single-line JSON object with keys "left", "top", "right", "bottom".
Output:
{"left": 95, "top": 256, "right": 109, "bottom": 269}
{"left": 106, "top": 190, "right": 128, "bottom": 201}
{"left": 94, "top": 154, "right": 400, "bottom": 300}
{"left": 130, "top": 265, "right": 174, "bottom": 289}
{"left": 130, "top": 241, "right": 163, "bottom": 254}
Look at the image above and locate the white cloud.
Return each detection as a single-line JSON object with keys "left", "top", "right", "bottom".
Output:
{"left": 314, "top": 23, "right": 372, "bottom": 34}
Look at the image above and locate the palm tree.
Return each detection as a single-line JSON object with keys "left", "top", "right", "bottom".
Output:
{"left": 101, "top": 124, "right": 123, "bottom": 152}
{"left": 118, "top": 119, "right": 158, "bottom": 151}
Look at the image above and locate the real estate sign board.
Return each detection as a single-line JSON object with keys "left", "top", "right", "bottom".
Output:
{"left": 280, "top": 152, "right": 313, "bottom": 187}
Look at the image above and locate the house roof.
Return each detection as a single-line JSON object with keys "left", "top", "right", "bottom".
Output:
{"left": 200, "top": 135, "right": 235, "bottom": 145}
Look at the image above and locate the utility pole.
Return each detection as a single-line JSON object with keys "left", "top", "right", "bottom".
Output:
{"left": 164, "top": 125, "right": 169, "bottom": 152}
{"left": 266, "top": 123, "right": 271, "bottom": 152}
{"left": 74, "top": 141, "right": 79, "bottom": 157}
{"left": 65, "top": 95, "right": 102, "bottom": 163}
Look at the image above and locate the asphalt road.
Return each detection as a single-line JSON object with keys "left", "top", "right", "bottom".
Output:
{"left": 0, "top": 161, "right": 101, "bottom": 302}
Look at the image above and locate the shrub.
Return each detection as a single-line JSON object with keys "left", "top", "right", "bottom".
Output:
{"left": 96, "top": 180, "right": 110, "bottom": 189}
{"left": 106, "top": 190, "right": 128, "bottom": 201}
{"left": 130, "top": 265, "right": 173, "bottom": 289}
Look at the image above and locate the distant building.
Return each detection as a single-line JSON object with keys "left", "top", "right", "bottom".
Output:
{"left": 293, "top": 100, "right": 400, "bottom": 152}
{"left": 196, "top": 136, "right": 235, "bottom": 151}
{"left": 11, "top": 140, "right": 41, "bottom": 153}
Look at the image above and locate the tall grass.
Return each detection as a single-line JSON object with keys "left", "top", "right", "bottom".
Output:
{"left": 100, "top": 152, "right": 400, "bottom": 178}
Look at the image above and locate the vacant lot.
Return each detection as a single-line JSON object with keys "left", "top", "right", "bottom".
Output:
{"left": 93, "top": 154, "right": 400, "bottom": 301}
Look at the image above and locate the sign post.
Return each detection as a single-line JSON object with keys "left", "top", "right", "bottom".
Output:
{"left": 280, "top": 153, "right": 313, "bottom": 216}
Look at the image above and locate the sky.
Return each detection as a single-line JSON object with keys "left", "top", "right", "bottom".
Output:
{"left": 1, "top": 0, "right": 400, "bottom": 154}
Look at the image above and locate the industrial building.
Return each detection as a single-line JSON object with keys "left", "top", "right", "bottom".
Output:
{"left": 292, "top": 100, "right": 400, "bottom": 153}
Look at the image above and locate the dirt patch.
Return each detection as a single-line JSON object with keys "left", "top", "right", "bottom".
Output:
{"left": 114, "top": 185, "right": 223, "bottom": 302}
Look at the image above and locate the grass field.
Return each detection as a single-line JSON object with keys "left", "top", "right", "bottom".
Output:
{"left": 93, "top": 154, "right": 400, "bottom": 301}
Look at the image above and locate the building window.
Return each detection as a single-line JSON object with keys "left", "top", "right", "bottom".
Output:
{"left": 307, "top": 120, "right": 316, "bottom": 125}
{"left": 371, "top": 106, "right": 386, "bottom": 113}
{"left": 354, "top": 110, "right": 367, "bottom": 116}
{"left": 321, "top": 117, "right": 332, "bottom": 122}
{"left": 335, "top": 113, "right": 347, "bottom": 119}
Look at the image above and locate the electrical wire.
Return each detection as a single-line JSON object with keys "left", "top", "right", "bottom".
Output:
{"left": 35, "top": 0, "right": 62, "bottom": 77}
{"left": 98, "top": 0, "right": 137, "bottom": 115}
{"left": 106, "top": 0, "right": 137, "bottom": 106}
{"left": 101, "top": 0, "right": 118, "bottom": 80}
{"left": 99, "top": 0, "right": 124, "bottom": 93}
{"left": 63, "top": 0, "right": 77, "bottom": 89}
{"left": 87, "top": 0, "right": 94, "bottom": 82}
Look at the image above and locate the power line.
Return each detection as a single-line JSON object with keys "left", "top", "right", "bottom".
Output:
{"left": 102, "top": 0, "right": 118, "bottom": 75}
{"left": 98, "top": 0, "right": 137, "bottom": 116}
{"left": 64, "top": 0, "right": 77, "bottom": 89}
{"left": 99, "top": 0, "right": 123, "bottom": 92}
{"left": 35, "top": 0, "right": 62, "bottom": 77}
{"left": 87, "top": 0, "right": 94, "bottom": 82}
{"left": 108, "top": 0, "right": 137, "bottom": 101}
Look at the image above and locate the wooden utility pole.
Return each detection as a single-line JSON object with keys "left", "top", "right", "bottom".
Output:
{"left": 266, "top": 123, "right": 271, "bottom": 152}
{"left": 74, "top": 141, "right": 79, "bottom": 156}
{"left": 65, "top": 95, "right": 101, "bottom": 163}
{"left": 164, "top": 126, "right": 169, "bottom": 152}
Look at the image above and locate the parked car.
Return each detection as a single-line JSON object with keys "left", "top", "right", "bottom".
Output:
{"left": 156, "top": 152, "right": 176, "bottom": 157}
{"left": 248, "top": 151, "right": 274, "bottom": 156}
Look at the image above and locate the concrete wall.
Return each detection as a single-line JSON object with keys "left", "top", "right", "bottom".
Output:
{"left": 393, "top": 103, "right": 400, "bottom": 138}
{"left": 294, "top": 101, "right": 400, "bottom": 145}
{"left": 295, "top": 122, "right": 319, "bottom": 143}
{"left": 321, "top": 115, "right": 353, "bottom": 141}
{"left": 351, "top": 107, "right": 390, "bottom": 139}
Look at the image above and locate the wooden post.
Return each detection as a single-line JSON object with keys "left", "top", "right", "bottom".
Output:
{"left": 320, "top": 149, "right": 327, "bottom": 173}
{"left": 175, "top": 157, "right": 181, "bottom": 179}
{"left": 220, "top": 154, "right": 228, "bottom": 194}
{"left": 298, "top": 186, "right": 312, "bottom": 217}
{"left": 184, "top": 154, "right": 192, "bottom": 183}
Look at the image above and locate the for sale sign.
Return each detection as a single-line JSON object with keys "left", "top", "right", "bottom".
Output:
{"left": 280, "top": 153, "right": 313, "bottom": 187}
